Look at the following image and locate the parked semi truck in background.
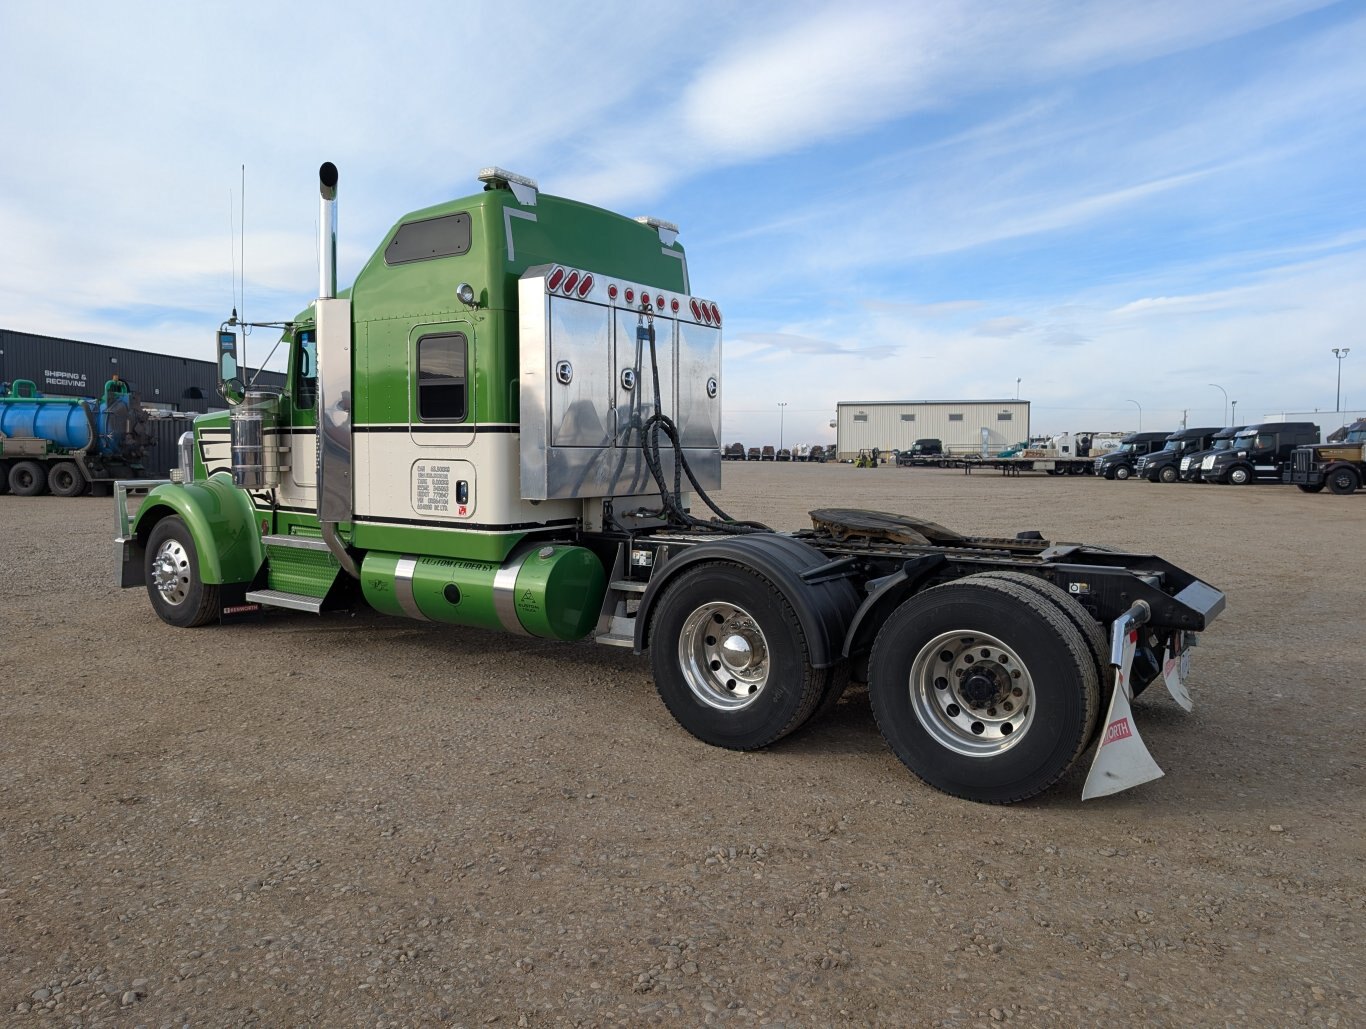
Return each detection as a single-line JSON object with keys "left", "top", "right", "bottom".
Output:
{"left": 1135, "top": 427, "right": 1224, "bottom": 483}
{"left": 114, "top": 163, "right": 1225, "bottom": 803}
{"left": 1284, "top": 418, "right": 1366, "bottom": 494}
{"left": 1094, "top": 431, "right": 1171, "bottom": 480}
{"left": 1179, "top": 426, "right": 1244, "bottom": 482}
{"left": 1202, "top": 422, "right": 1320, "bottom": 484}
{"left": 0, "top": 377, "right": 153, "bottom": 496}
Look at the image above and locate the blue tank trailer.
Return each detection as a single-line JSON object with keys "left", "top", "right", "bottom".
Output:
{"left": 0, "top": 377, "right": 154, "bottom": 496}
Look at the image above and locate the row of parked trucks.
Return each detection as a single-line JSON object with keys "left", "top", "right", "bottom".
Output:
{"left": 886, "top": 424, "right": 1362, "bottom": 493}
{"left": 723, "top": 443, "right": 829, "bottom": 462}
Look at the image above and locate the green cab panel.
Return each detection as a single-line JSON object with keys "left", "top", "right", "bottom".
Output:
{"left": 132, "top": 472, "right": 265, "bottom": 584}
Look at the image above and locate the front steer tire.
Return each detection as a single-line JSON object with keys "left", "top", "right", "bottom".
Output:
{"left": 649, "top": 562, "right": 833, "bottom": 751}
{"left": 144, "top": 516, "right": 221, "bottom": 628}
{"left": 868, "top": 576, "right": 1101, "bottom": 804}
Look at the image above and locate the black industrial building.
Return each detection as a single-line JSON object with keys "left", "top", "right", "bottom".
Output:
{"left": 0, "top": 328, "right": 285, "bottom": 412}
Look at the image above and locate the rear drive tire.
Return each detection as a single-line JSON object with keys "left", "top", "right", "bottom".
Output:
{"left": 1327, "top": 468, "right": 1360, "bottom": 495}
{"left": 967, "top": 571, "right": 1109, "bottom": 741}
{"left": 868, "top": 576, "right": 1100, "bottom": 804}
{"left": 8, "top": 460, "right": 48, "bottom": 496}
{"left": 144, "top": 515, "right": 221, "bottom": 628}
{"left": 649, "top": 562, "right": 833, "bottom": 751}
{"left": 47, "top": 461, "right": 86, "bottom": 497}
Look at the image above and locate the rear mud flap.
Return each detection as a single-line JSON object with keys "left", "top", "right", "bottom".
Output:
{"left": 1083, "top": 605, "right": 1165, "bottom": 800}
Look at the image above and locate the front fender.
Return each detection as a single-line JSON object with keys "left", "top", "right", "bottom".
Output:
{"left": 131, "top": 472, "right": 264, "bottom": 584}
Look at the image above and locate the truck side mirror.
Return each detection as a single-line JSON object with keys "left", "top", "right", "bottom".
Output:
{"left": 218, "top": 330, "right": 245, "bottom": 406}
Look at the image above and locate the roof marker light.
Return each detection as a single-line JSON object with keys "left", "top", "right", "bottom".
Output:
{"left": 656, "top": 294, "right": 665, "bottom": 309}
{"left": 634, "top": 215, "right": 680, "bottom": 247}
{"left": 477, "top": 166, "right": 539, "bottom": 206}
{"left": 670, "top": 298, "right": 679, "bottom": 313}
{"left": 690, "top": 299, "right": 701, "bottom": 320}
{"left": 563, "top": 270, "right": 581, "bottom": 294}
{"left": 546, "top": 266, "right": 565, "bottom": 291}
{"left": 577, "top": 273, "right": 594, "bottom": 298}
{"left": 608, "top": 284, "right": 619, "bottom": 300}
{"left": 625, "top": 288, "right": 635, "bottom": 303}
{"left": 700, "top": 303, "right": 713, "bottom": 326}
{"left": 710, "top": 303, "right": 721, "bottom": 326}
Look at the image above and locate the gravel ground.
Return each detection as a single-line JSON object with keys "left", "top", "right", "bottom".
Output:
{"left": 2, "top": 464, "right": 1363, "bottom": 1027}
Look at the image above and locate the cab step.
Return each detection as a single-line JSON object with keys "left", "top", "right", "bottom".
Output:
{"left": 244, "top": 588, "right": 326, "bottom": 613}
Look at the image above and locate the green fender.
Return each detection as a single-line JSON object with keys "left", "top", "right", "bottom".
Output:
{"left": 132, "top": 472, "right": 264, "bottom": 584}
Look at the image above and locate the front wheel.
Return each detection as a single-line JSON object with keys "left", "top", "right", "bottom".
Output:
{"left": 649, "top": 563, "right": 834, "bottom": 751}
{"left": 1328, "top": 468, "right": 1360, "bottom": 495}
{"left": 868, "top": 577, "right": 1100, "bottom": 804}
{"left": 1113, "top": 465, "right": 1132, "bottom": 480}
{"left": 1227, "top": 465, "right": 1253, "bottom": 485}
{"left": 144, "top": 516, "right": 221, "bottom": 628}
{"left": 1159, "top": 466, "right": 1178, "bottom": 483}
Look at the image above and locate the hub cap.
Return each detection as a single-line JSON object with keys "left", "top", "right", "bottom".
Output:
{"left": 151, "top": 538, "right": 192, "bottom": 607}
{"left": 678, "top": 601, "right": 769, "bottom": 711}
{"left": 909, "top": 630, "right": 1035, "bottom": 757}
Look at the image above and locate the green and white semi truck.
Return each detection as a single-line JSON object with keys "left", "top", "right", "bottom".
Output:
{"left": 116, "top": 164, "right": 1225, "bottom": 803}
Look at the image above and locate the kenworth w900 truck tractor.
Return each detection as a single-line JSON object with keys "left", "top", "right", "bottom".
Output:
{"left": 115, "top": 164, "right": 1225, "bottom": 804}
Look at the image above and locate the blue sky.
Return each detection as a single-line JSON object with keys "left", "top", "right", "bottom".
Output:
{"left": 2, "top": 0, "right": 1363, "bottom": 444}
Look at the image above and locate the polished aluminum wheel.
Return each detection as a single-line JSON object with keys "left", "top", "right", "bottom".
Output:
{"left": 909, "top": 630, "right": 1035, "bottom": 757}
{"left": 150, "top": 537, "right": 192, "bottom": 607}
{"left": 677, "top": 601, "right": 770, "bottom": 711}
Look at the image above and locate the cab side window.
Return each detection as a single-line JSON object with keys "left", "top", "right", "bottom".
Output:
{"left": 418, "top": 332, "right": 467, "bottom": 421}
{"left": 295, "top": 331, "right": 318, "bottom": 409}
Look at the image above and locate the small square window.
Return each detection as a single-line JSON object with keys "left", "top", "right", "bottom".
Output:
{"left": 948, "top": 413, "right": 964, "bottom": 422}
{"left": 418, "top": 332, "right": 467, "bottom": 421}
{"left": 853, "top": 413, "right": 868, "bottom": 422}
{"left": 997, "top": 412, "right": 1012, "bottom": 421}
{"left": 900, "top": 413, "right": 915, "bottom": 422}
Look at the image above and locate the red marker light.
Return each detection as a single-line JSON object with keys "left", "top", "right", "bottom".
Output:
{"left": 578, "top": 273, "right": 594, "bottom": 297}
{"left": 563, "top": 270, "right": 580, "bottom": 294}
{"left": 608, "top": 284, "right": 618, "bottom": 300}
{"left": 656, "top": 294, "right": 665, "bottom": 308}
{"left": 710, "top": 303, "right": 721, "bottom": 325}
{"left": 689, "top": 299, "right": 701, "bottom": 320}
{"left": 546, "top": 266, "right": 565, "bottom": 291}
{"left": 625, "top": 288, "right": 635, "bottom": 303}
{"left": 700, "top": 303, "right": 713, "bottom": 325}
{"left": 670, "top": 298, "right": 679, "bottom": 313}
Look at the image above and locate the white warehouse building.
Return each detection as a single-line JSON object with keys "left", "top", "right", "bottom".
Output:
{"left": 834, "top": 400, "right": 1031, "bottom": 461}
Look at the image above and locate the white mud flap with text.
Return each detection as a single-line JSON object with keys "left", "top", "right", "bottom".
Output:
{"left": 1083, "top": 602, "right": 1165, "bottom": 800}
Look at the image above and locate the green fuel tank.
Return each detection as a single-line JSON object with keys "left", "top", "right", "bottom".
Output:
{"left": 361, "top": 544, "right": 606, "bottom": 641}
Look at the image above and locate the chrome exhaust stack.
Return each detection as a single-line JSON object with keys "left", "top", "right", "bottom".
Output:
{"left": 314, "top": 162, "right": 359, "bottom": 579}
{"left": 319, "top": 161, "right": 338, "bottom": 298}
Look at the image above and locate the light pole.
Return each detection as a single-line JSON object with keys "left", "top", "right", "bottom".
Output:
{"left": 1333, "top": 348, "right": 1351, "bottom": 411}
{"left": 1016, "top": 378, "right": 1021, "bottom": 399}
{"left": 1208, "top": 383, "right": 1228, "bottom": 425}
{"left": 1125, "top": 398, "right": 1142, "bottom": 431}
{"left": 1231, "top": 399, "right": 1238, "bottom": 423}
{"left": 778, "top": 402, "right": 787, "bottom": 452}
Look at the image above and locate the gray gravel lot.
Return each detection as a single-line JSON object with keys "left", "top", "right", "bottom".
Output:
{"left": 2, "top": 464, "right": 1363, "bottom": 1026}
